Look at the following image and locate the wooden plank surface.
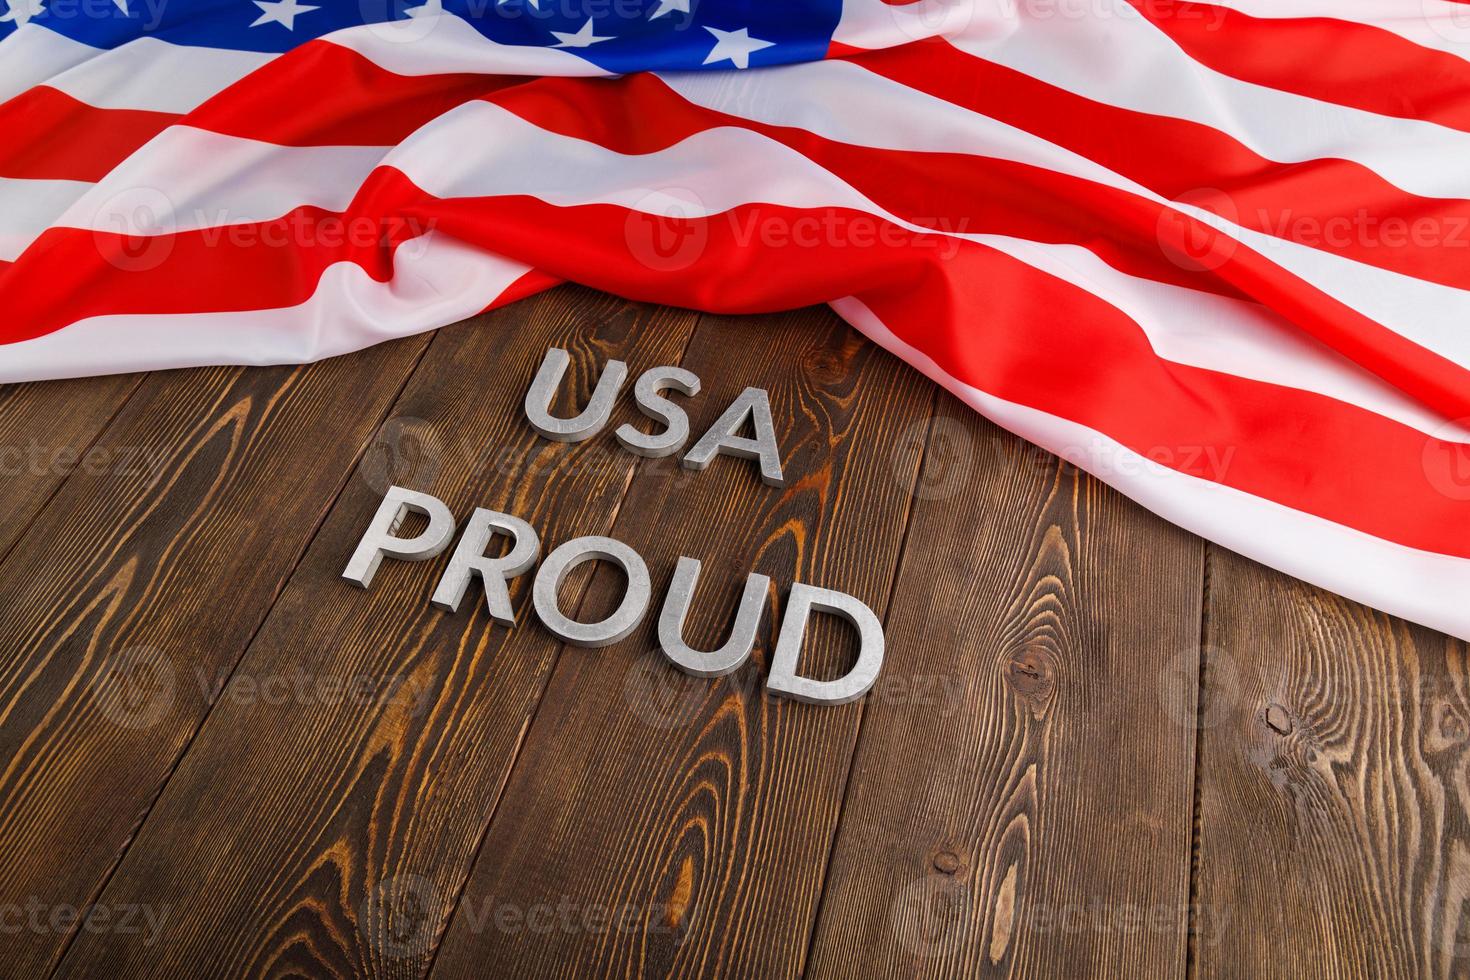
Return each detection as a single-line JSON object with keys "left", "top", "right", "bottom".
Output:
{"left": 0, "top": 341, "right": 430, "bottom": 980}
{"left": 0, "top": 374, "right": 143, "bottom": 559}
{"left": 51, "top": 288, "right": 700, "bottom": 979}
{"left": 805, "top": 414, "right": 1204, "bottom": 978}
{"left": 1193, "top": 548, "right": 1470, "bottom": 980}
{"left": 0, "top": 293, "right": 1458, "bottom": 979}
{"left": 430, "top": 304, "right": 933, "bottom": 979}
{"left": 0, "top": 340, "right": 432, "bottom": 978}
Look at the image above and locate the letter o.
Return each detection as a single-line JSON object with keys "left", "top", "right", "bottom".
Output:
{"left": 533, "top": 536, "right": 651, "bottom": 647}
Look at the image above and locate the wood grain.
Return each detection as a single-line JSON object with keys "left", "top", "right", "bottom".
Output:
{"left": 50, "top": 287, "right": 700, "bottom": 980}
{"left": 1192, "top": 547, "right": 1470, "bottom": 979}
{"left": 0, "top": 340, "right": 430, "bottom": 980}
{"left": 1, "top": 293, "right": 1454, "bottom": 980}
{"left": 0, "top": 373, "right": 143, "bottom": 559}
{"left": 805, "top": 407, "right": 1205, "bottom": 978}
{"left": 428, "top": 305, "right": 934, "bottom": 980}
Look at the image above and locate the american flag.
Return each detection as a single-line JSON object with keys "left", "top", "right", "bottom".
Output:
{"left": 4, "top": 0, "right": 1470, "bottom": 640}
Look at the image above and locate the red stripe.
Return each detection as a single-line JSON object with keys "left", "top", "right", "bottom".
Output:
{"left": 4, "top": 172, "right": 1462, "bottom": 555}
{"left": 1128, "top": 0, "right": 1470, "bottom": 135}
{"left": 487, "top": 74, "right": 1238, "bottom": 296}
{"left": 853, "top": 243, "right": 1470, "bottom": 563}
{"left": 10, "top": 51, "right": 1470, "bottom": 421}
{"left": 166, "top": 34, "right": 1470, "bottom": 300}
{"left": 852, "top": 36, "right": 1470, "bottom": 296}
{"left": 826, "top": 40, "right": 869, "bottom": 59}
{"left": 141, "top": 36, "right": 1470, "bottom": 299}
{"left": 0, "top": 41, "right": 523, "bottom": 187}
{"left": 184, "top": 39, "right": 526, "bottom": 146}
{"left": 8, "top": 36, "right": 1470, "bottom": 420}
{"left": 482, "top": 267, "right": 561, "bottom": 313}
{"left": 1, "top": 175, "right": 930, "bottom": 339}
{"left": 0, "top": 87, "right": 177, "bottom": 182}
{"left": 478, "top": 71, "right": 1470, "bottom": 422}
{"left": 0, "top": 170, "right": 422, "bottom": 338}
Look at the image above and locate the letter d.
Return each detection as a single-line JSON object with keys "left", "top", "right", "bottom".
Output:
{"left": 767, "top": 584, "right": 884, "bottom": 705}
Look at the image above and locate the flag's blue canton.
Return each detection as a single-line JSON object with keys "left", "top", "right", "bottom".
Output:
{"left": 0, "top": 0, "right": 843, "bottom": 72}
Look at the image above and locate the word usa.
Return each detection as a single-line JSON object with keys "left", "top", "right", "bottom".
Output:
{"left": 523, "top": 346, "right": 786, "bottom": 486}
{"left": 342, "top": 487, "right": 883, "bottom": 705}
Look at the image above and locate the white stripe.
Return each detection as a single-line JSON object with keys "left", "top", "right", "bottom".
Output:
{"left": 837, "top": 296, "right": 1470, "bottom": 643}
{"left": 47, "top": 36, "right": 273, "bottom": 113}
{"left": 322, "top": 13, "right": 613, "bottom": 77}
{"left": 1197, "top": 0, "right": 1470, "bottom": 62}
{"left": 0, "top": 177, "right": 90, "bottom": 261}
{"left": 0, "top": 232, "right": 528, "bottom": 381}
{"left": 388, "top": 102, "right": 1463, "bottom": 439}
{"left": 988, "top": 242, "right": 1470, "bottom": 440}
{"left": 0, "top": 25, "right": 99, "bottom": 104}
{"left": 661, "top": 59, "right": 1470, "bottom": 372}
{"left": 0, "top": 28, "right": 272, "bottom": 113}
{"left": 48, "top": 97, "right": 1459, "bottom": 440}
{"left": 832, "top": 0, "right": 1015, "bottom": 48}
{"left": 951, "top": 0, "right": 1470, "bottom": 201}
{"left": 57, "top": 128, "right": 389, "bottom": 234}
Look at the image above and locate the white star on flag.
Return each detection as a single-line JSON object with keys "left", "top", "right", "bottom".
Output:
{"left": 702, "top": 26, "right": 775, "bottom": 70}
{"left": 250, "top": 0, "right": 318, "bottom": 29}
{"left": 550, "top": 17, "right": 613, "bottom": 48}
{"left": 0, "top": 0, "right": 47, "bottom": 25}
{"left": 648, "top": 0, "right": 689, "bottom": 19}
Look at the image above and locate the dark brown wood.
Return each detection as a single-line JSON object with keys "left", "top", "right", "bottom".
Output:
{"left": 805, "top": 408, "right": 1204, "bottom": 978}
{"left": 50, "top": 287, "right": 701, "bottom": 980}
{"left": 1192, "top": 547, "right": 1470, "bottom": 980}
{"left": 0, "top": 373, "right": 143, "bottom": 558}
{"left": 0, "top": 295, "right": 1452, "bottom": 980}
{"left": 428, "top": 305, "right": 934, "bottom": 980}
{"left": 0, "top": 338, "right": 428, "bottom": 980}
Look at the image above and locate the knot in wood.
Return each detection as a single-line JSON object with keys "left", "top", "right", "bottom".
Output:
{"left": 931, "top": 850, "right": 963, "bottom": 876}
{"left": 1263, "top": 703, "right": 1293, "bottom": 736}
{"left": 1005, "top": 648, "right": 1055, "bottom": 702}
{"left": 802, "top": 347, "right": 847, "bottom": 385}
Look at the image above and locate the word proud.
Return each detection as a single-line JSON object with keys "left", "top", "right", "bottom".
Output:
{"left": 343, "top": 486, "right": 884, "bottom": 705}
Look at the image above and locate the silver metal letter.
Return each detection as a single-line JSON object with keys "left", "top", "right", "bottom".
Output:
{"left": 533, "top": 536, "right": 651, "bottom": 647}
{"left": 657, "top": 556, "right": 770, "bottom": 677}
{"left": 342, "top": 486, "right": 456, "bottom": 589}
{"left": 682, "top": 386, "right": 785, "bottom": 487}
{"left": 614, "top": 366, "right": 701, "bottom": 458}
{"left": 430, "top": 509, "right": 541, "bottom": 623}
{"left": 766, "top": 584, "right": 885, "bottom": 705}
{"left": 523, "top": 347, "right": 629, "bottom": 442}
